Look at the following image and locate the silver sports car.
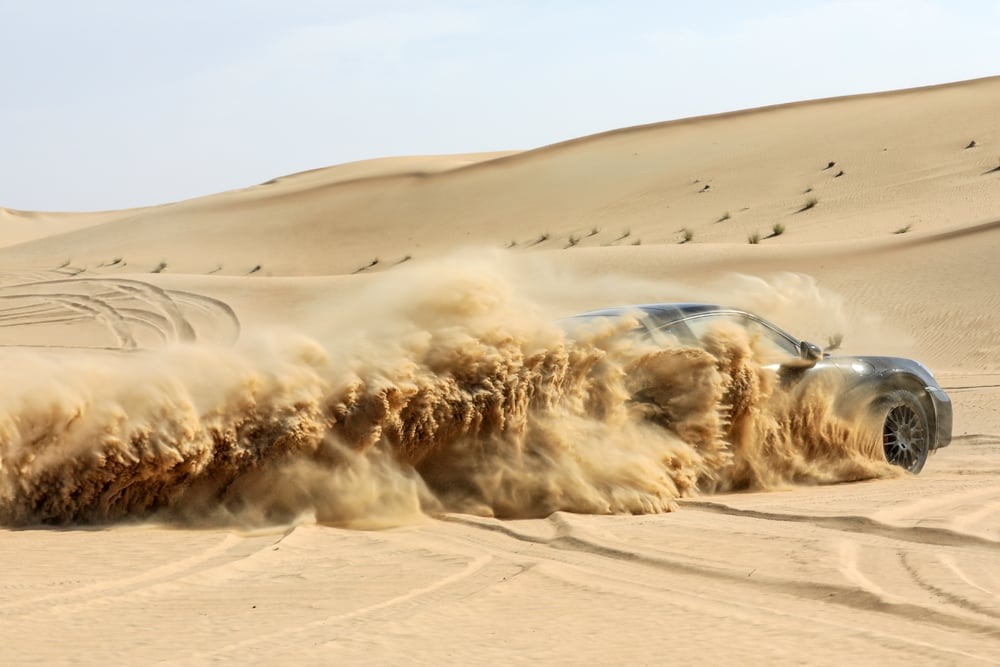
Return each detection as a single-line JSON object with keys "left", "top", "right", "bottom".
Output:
{"left": 566, "top": 303, "right": 952, "bottom": 473}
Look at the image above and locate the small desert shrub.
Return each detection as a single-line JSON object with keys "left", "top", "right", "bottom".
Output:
{"left": 588, "top": 227, "right": 600, "bottom": 237}
{"left": 834, "top": 170, "right": 844, "bottom": 178}
{"left": 527, "top": 233, "right": 550, "bottom": 247}
{"left": 632, "top": 239, "right": 642, "bottom": 246}
{"left": 352, "top": 258, "right": 379, "bottom": 274}
{"left": 965, "top": 140, "right": 977, "bottom": 149}
{"left": 799, "top": 196, "right": 818, "bottom": 212}
{"left": 716, "top": 211, "right": 731, "bottom": 223}
{"left": 771, "top": 223, "right": 785, "bottom": 237}
{"left": 248, "top": 265, "right": 262, "bottom": 274}
{"left": 151, "top": 261, "right": 167, "bottom": 273}
{"left": 747, "top": 232, "right": 761, "bottom": 244}
{"left": 615, "top": 229, "right": 631, "bottom": 241}
{"left": 680, "top": 228, "right": 693, "bottom": 243}
{"left": 565, "top": 235, "right": 580, "bottom": 249}
{"left": 894, "top": 224, "right": 912, "bottom": 235}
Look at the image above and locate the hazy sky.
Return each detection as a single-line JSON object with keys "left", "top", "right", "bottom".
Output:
{"left": 3, "top": 0, "right": 999, "bottom": 211}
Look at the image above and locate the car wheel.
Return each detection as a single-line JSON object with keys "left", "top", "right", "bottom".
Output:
{"left": 878, "top": 390, "right": 930, "bottom": 474}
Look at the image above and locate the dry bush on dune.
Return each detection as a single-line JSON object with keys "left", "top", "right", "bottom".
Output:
{"left": 528, "top": 233, "right": 550, "bottom": 247}
{"left": 352, "top": 258, "right": 379, "bottom": 274}
{"left": 748, "top": 231, "right": 761, "bottom": 244}
{"left": 798, "top": 196, "right": 818, "bottom": 213}
{"left": 679, "top": 228, "right": 693, "bottom": 244}
{"left": 894, "top": 224, "right": 912, "bottom": 235}
{"left": 716, "top": 211, "right": 731, "bottom": 223}
{"left": 151, "top": 261, "right": 167, "bottom": 273}
{"left": 965, "top": 139, "right": 977, "bottom": 149}
{"left": 769, "top": 224, "right": 785, "bottom": 238}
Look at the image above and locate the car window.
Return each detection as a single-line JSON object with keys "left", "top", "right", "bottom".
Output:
{"left": 655, "top": 319, "right": 698, "bottom": 346}
{"left": 659, "top": 313, "right": 799, "bottom": 361}
{"left": 745, "top": 317, "right": 800, "bottom": 358}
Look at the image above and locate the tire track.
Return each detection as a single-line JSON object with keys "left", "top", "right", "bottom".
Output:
{"left": 431, "top": 514, "right": 1000, "bottom": 661}
{"left": 438, "top": 513, "right": 1000, "bottom": 641}
{"left": 0, "top": 276, "right": 240, "bottom": 348}
{"left": 940, "top": 554, "right": 1000, "bottom": 599}
{"left": 191, "top": 553, "right": 495, "bottom": 662}
{"left": 900, "top": 551, "right": 1000, "bottom": 621}
{"left": 0, "top": 531, "right": 280, "bottom": 616}
{"left": 539, "top": 547, "right": 1000, "bottom": 665}
{"left": 681, "top": 499, "right": 1000, "bottom": 550}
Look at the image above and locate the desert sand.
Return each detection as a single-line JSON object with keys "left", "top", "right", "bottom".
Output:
{"left": 1, "top": 76, "right": 999, "bottom": 665}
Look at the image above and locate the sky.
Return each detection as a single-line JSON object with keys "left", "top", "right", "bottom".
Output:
{"left": 2, "top": 0, "right": 999, "bottom": 211}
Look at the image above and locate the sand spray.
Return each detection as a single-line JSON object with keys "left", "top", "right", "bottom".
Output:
{"left": 0, "top": 257, "right": 898, "bottom": 527}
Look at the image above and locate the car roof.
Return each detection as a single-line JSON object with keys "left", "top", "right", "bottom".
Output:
{"left": 567, "top": 303, "right": 727, "bottom": 327}
{"left": 564, "top": 302, "right": 808, "bottom": 347}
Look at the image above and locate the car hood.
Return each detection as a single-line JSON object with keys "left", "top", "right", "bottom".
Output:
{"left": 824, "top": 355, "right": 943, "bottom": 388}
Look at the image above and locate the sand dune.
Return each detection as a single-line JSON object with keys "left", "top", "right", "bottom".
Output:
{"left": 2, "top": 78, "right": 1000, "bottom": 664}
{"left": 3, "top": 76, "right": 999, "bottom": 276}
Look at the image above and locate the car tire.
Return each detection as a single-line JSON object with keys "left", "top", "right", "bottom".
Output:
{"left": 876, "top": 390, "right": 930, "bottom": 474}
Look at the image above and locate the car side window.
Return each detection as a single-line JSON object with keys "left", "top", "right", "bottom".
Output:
{"left": 681, "top": 314, "right": 743, "bottom": 342}
{"left": 660, "top": 313, "right": 799, "bottom": 360}
{"left": 745, "top": 318, "right": 800, "bottom": 357}
{"left": 655, "top": 320, "right": 698, "bottom": 346}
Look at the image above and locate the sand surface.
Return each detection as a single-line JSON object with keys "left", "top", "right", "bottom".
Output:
{"left": 2, "top": 77, "right": 1000, "bottom": 665}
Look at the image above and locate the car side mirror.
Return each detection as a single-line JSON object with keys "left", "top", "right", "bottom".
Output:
{"left": 799, "top": 340, "right": 823, "bottom": 364}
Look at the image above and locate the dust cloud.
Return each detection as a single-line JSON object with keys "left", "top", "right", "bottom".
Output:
{"left": 0, "top": 259, "right": 898, "bottom": 527}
